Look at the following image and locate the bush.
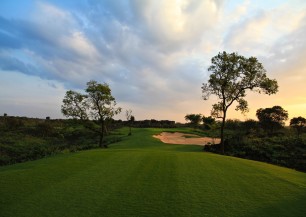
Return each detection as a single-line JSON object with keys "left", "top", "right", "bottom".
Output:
{"left": 5, "top": 117, "right": 25, "bottom": 130}
{"left": 35, "top": 122, "right": 55, "bottom": 137}
{"left": 204, "top": 133, "right": 306, "bottom": 172}
{"left": 0, "top": 117, "right": 123, "bottom": 166}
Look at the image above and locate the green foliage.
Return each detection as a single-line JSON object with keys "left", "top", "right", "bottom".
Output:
{"left": 204, "top": 119, "right": 306, "bottom": 172}
{"left": 0, "top": 128, "right": 306, "bottom": 217}
{"left": 256, "top": 106, "right": 288, "bottom": 133}
{"left": 61, "top": 90, "right": 88, "bottom": 120}
{"left": 202, "top": 51, "right": 278, "bottom": 154}
{"left": 184, "top": 114, "right": 202, "bottom": 127}
{"left": 202, "top": 115, "right": 216, "bottom": 130}
{"left": 241, "top": 119, "right": 259, "bottom": 135}
{"left": 35, "top": 121, "right": 55, "bottom": 137}
{"left": 290, "top": 116, "right": 306, "bottom": 137}
{"left": 225, "top": 119, "right": 241, "bottom": 130}
{"left": 61, "top": 80, "right": 122, "bottom": 147}
{"left": 0, "top": 117, "right": 124, "bottom": 166}
{"left": 130, "top": 119, "right": 176, "bottom": 128}
{"left": 4, "top": 117, "right": 25, "bottom": 130}
{"left": 85, "top": 80, "right": 122, "bottom": 121}
{"left": 202, "top": 51, "right": 278, "bottom": 116}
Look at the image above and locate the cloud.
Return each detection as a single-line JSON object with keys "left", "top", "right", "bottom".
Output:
{"left": 128, "top": 0, "right": 224, "bottom": 52}
{"left": 223, "top": 10, "right": 269, "bottom": 53}
{"left": 0, "top": 53, "right": 40, "bottom": 76}
{"left": 263, "top": 14, "right": 306, "bottom": 112}
{"left": 223, "top": 1, "right": 306, "bottom": 56}
{"left": 0, "top": 30, "right": 22, "bottom": 49}
{"left": 1, "top": 0, "right": 306, "bottom": 121}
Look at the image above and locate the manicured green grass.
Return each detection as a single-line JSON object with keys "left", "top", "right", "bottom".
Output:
{"left": 1, "top": 128, "right": 306, "bottom": 217}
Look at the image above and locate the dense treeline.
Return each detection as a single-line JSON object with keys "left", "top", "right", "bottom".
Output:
{"left": 186, "top": 105, "right": 306, "bottom": 172}
{"left": 202, "top": 117, "right": 306, "bottom": 172}
{"left": 0, "top": 116, "right": 125, "bottom": 166}
{"left": 125, "top": 119, "right": 176, "bottom": 128}
{"left": 1, "top": 112, "right": 306, "bottom": 172}
{"left": 0, "top": 116, "right": 178, "bottom": 166}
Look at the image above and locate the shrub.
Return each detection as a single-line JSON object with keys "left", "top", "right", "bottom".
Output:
{"left": 203, "top": 133, "right": 306, "bottom": 172}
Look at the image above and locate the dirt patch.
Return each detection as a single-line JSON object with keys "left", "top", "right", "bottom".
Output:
{"left": 153, "top": 132, "right": 220, "bottom": 146}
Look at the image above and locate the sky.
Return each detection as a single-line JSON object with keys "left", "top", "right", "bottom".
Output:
{"left": 0, "top": 0, "right": 306, "bottom": 123}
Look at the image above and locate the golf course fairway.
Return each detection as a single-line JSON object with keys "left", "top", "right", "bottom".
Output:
{"left": 1, "top": 128, "right": 306, "bottom": 217}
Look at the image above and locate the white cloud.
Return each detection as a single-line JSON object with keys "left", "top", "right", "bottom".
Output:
{"left": 130, "top": 0, "right": 223, "bottom": 52}
{"left": 223, "top": 1, "right": 306, "bottom": 56}
{"left": 60, "top": 31, "right": 100, "bottom": 60}
{"left": 1, "top": 0, "right": 306, "bottom": 122}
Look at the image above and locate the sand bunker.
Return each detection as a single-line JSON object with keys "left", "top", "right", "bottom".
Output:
{"left": 153, "top": 132, "right": 220, "bottom": 146}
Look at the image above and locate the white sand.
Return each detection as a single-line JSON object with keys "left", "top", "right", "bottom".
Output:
{"left": 153, "top": 132, "right": 220, "bottom": 146}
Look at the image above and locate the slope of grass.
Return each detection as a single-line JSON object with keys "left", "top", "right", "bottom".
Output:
{"left": 1, "top": 128, "right": 306, "bottom": 217}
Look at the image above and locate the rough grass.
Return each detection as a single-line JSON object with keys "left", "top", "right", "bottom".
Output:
{"left": 0, "top": 128, "right": 306, "bottom": 217}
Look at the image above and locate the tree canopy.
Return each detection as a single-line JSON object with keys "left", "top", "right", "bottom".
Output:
{"left": 256, "top": 106, "right": 288, "bottom": 133}
{"left": 61, "top": 90, "right": 88, "bottom": 120}
{"left": 61, "top": 80, "right": 121, "bottom": 147}
{"left": 202, "top": 51, "right": 278, "bottom": 154}
{"left": 202, "top": 116, "right": 216, "bottom": 130}
{"left": 185, "top": 114, "right": 202, "bottom": 128}
{"left": 290, "top": 116, "right": 306, "bottom": 137}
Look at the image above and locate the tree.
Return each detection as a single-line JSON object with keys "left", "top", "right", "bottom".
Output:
{"left": 185, "top": 114, "right": 202, "bottom": 128}
{"left": 290, "top": 116, "right": 306, "bottom": 137}
{"left": 256, "top": 106, "right": 288, "bottom": 134}
{"left": 202, "top": 116, "right": 215, "bottom": 130}
{"left": 225, "top": 119, "right": 241, "bottom": 130}
{"left": 61, "top": 90, "right": 88, "bottom": 120}
{"left": 241, "top": 119, "right": 259, "bottom": 135}
{"left": 131, "top": 115, "right": 135, "bottom": 123}
{"left": 202, "top": 51, "right": 278, "bottom": 154}
{"left": 61, "top": 80, "right": 121, "bottom": 148}
{"left": 126, "top": 109, "right": 134, "bottom": 136}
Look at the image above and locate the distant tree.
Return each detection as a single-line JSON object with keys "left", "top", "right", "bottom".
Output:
{"left": 202, "top": 116, "right": 215, "bottom": 130}
{"left": 185, "top": 114, "right": 202, "bottom": 128}
{"left": 241, "top": 119, "right": 259, "bottom": 135}
{"left": 126, "top": 109, "right": 134, "bottom": 136}
{"left": 61, "top": 90, "right": 88, "bottom": 120}
{"left": 202, "top": 51, "right": 278, "bottom": 154}
{"left": 290, "top": 116, "right": 306, "bottom": 137}
{"left": 225, "top": 119, "right": 241, "bottom": 130}
{"left": 256, "top": 106, "right": 288, "bottom": 134}
{"left": 130, "top": 115, "right": 135, "bottom": 125}
{"left": 4, "top": 113, "right": 7, "bottom": 117}
{"left": 61, "top": 80, "right": 121, "bottom": 148}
